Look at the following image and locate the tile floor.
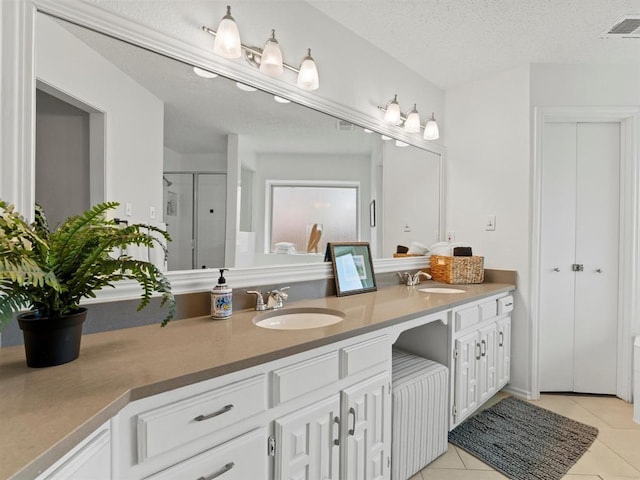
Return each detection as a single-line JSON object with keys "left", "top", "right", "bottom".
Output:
{"left": 410, "top": 393, "right": 640, "bottom": 480}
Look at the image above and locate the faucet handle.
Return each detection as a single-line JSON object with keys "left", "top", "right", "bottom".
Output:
{"left": 246, "top": 290, "right": 266, "bottom": 311}
{"left": 397, "top": 272, "right": 410, "bottom": 283}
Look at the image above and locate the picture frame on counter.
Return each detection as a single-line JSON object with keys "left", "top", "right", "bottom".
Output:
{"left": 328, "top": 242, "right": 377, "bottom": 296}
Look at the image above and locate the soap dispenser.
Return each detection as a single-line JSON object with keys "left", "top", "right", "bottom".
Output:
{"left": 211, "top": 268, "right": 232, "bottom": 319}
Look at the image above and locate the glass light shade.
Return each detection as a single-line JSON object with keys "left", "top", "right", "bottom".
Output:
{"left": 381, "top": 135, "right": 392, "bottom": 141}
{"left": 424, "top": 112, "right": 440, "bottom": 140}
{"left": 297, "top": 49, "right": 319, "bottom": 90}
{"left": 260, "top": 30, "right": 284, "bottom": 77}
{"left": 384, "top": 95, "right": 401, "bottom": 124}
{"left": 212, "top": 6, "right": 242, "bottom": 59}
{"left": 404, "top": 104, "right": 421, "bottom": 133}
{"left": 395, "top": 140, "right": 409, "bottom": 147}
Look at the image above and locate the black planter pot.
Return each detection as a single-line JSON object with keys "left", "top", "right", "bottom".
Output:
{"left": 17, "top": 308, "right": 88, "bottom": 368}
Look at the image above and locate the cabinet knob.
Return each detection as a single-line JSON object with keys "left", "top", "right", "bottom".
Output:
{"left": 553, "top": 267, "right": 560, "bottom": 272}
{"left": 595, "top": 268, "right": 603, "bottom": 273}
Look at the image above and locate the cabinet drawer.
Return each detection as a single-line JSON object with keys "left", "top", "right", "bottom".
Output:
{"left": 498, "top": 295, "right": 514, "bottom": 315}
{"left": 455, "top": 305, "right": 480, "bottom": 331}
{"left": 137, "top": 375, "right": 266, "bottom": 462}
{"left": 479, "top": 299, "right": 498, "bottom": 321}
{"left": 272, "top": 351, "right": 339, "bottom": 405}
{"left": 145, "top": 428, "right": 267, "bottom": 480}
{"left": 340, "top": 336, "right": 388, "bottom": 378}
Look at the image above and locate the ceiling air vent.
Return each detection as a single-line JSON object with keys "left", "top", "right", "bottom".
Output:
{"left": 602, "top": 16, "right": 640, "bottom": 38}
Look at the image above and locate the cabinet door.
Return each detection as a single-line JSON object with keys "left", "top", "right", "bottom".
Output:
{"left": 454, "top": 331, "right": 479, "bottom": 424}
{"left": 341, "top": 372, "right": 390, "bottom": 480}
{"left": 496, "top": 316, "right": 512, "bottom": 389}
{"left": 477, "top": 323, "right": 497, "bottom": 404}
{"left": 40, "top": 425, "right": 110, "bottom": 480}
{"left": 274, "top": 395, "right": 340, "bottom": 480}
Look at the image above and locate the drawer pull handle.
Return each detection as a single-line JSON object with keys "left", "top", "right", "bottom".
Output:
{"left": 475, "top": 342, "right": 481, "bottom": 360}
{"left": 194, "top": 404, "right": 234, "bottom": 422}
{"left": 197, "top": 462, "right": 234, "bottom": 480}
{"left": 499, "top": 331, "right": 504, "bottom": 347}
{"left": 333, "top": 416, "right": 340, "bottom": 446}
{"left": 481, "top": 339, "right": 487, "bottom": 357}
{"left": 504, "top": 302, "right": 513, "bottom": 307}
{"left": 348, "top": 407, "right": 356, "bottom": 436}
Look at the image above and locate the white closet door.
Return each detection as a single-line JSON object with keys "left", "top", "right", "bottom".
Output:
{"left": 573, "top": 123, "right": 619, "bottom": 394}
{"left": 539, "top": 122, "right": 578, "bottom": 391}
{"left": 539, "top": 122, "right": 620, "bottom": 394}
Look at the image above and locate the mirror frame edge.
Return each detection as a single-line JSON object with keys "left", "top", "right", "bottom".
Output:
{"left": 6, "top": 0, "right": 442, "bottom": 301}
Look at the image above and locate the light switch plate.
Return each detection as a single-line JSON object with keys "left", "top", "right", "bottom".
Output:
{"left": 486, "top": 215, "right": 496, "bottom": 231}
{"left": 125, "top": 202, "right": 132, "bottom": 217}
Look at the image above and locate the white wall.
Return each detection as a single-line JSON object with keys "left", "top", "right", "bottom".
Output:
{"left": 36, "top": 13, "right": 164, "bottom": 222}
{"left": 163, "top": 147, "right": 227, "bottom": 173}
{"left": 445, "top": 66, "right": 531, "bottom": 395}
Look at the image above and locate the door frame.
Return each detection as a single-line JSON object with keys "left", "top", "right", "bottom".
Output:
{"left": 531, "top": 106, "right": 640, "bottom": 401}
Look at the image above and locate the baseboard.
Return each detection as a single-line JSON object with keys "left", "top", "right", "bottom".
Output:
{"left": 502, "top": 385, "right": 534, "bottom": 400}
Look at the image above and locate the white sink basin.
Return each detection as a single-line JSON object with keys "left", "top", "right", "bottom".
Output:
{"left": 253, "top": 307, "right": 345, "bottom": 330}
{"left": 418, "top": 287, "right": 466, "bottom": 294}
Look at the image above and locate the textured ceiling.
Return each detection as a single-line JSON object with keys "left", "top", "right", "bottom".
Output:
{"left": 307, "top": 0, "right": 640, "bottom": 89}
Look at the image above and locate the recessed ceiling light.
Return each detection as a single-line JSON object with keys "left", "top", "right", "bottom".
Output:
{"left": 381, "top": 135, "right": 392, "bottom": 141}
{"left": 236, "top": 82, "right": 257, "bottom": 92}
{"left": 193, "top": 67, "right": 218, "bottom": 79}
{"left": 274, "top": 96, "right": 291, "bottom": 104}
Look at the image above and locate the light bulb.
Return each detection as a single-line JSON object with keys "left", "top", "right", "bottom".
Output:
{"left": 424, "top": 112, "right": 440, "bottom": 140}
{"left": 212, "top": 5, "right": 242, "bottom": 59}
{"left": 384, "top": 95, "right": 401, "bottom": 125}
{"left": 260, "top": 30, "right": 284, "bottom": 77}
{"left": 404, "top": 104, "right": 421, "bottom": 133}
{"left": 297, "top": 49, "right": 319, "bottom": 91}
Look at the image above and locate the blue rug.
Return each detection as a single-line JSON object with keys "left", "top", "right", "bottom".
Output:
{"left": 448, "top": 396, "right": 598, "bottom": 480}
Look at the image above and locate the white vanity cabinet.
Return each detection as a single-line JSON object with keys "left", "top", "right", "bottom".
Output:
{"left": 451, "top": 295, "right": 513, "bottom": 428}
{"left": 393, "top": 292, "right": 513, "bottom": 430}
{"left": 273, "top": 336, "right": 391, "bottom": 480}
{"left": 36, "top": 422, "right": 111, "bottom": 480}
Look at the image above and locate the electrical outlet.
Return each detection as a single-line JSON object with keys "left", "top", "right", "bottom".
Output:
{"left": 125, "top": 202, "right": 132, "bottom": 217}
{"left": 403, "top": 223, "right": 411, "bottom": 233}
{"left": 149, "top": 206, "right": 156, "bottom": 219}
{"left": 447, "top": 231, "right": 455, "bottom": 242}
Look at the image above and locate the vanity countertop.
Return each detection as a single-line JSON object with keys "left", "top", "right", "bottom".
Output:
{"left": 0, "top": 280, "right": 514, "bottom": 480}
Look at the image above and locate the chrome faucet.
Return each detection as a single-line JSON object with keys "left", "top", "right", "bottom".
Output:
{"left": 246, "top": 287, "right": 290, "bottom": 311}
{"left": 397, "top": 271, "right": 432, "bottom": 286}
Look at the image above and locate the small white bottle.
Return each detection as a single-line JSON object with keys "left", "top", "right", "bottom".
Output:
{"left": 211, "top": 268, "right": 232, "bottom": 319}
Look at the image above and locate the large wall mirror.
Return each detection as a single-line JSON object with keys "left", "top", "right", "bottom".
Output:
{"left": 34, "top": 11, "right": 443, "bottom": 281}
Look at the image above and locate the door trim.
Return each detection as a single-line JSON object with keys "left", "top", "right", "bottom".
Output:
{"left": 531, "top": 106, "right": 640, "bottom": 401}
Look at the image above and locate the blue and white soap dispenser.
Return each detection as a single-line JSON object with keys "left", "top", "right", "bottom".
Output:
{"left": 211, "top": 268, "right": 232, "bottom": 319}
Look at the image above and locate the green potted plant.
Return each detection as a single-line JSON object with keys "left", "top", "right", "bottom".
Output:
{"left": 0, "top": 200, "right": 176, "bottom": 367}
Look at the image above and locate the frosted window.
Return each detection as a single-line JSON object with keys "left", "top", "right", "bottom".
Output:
{"left": 270, "top": 185, "right": 358, "bottom": 254}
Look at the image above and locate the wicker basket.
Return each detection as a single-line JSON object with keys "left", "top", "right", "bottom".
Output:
{"left": 429, "top": 255, "right": 484, "bottom": 284}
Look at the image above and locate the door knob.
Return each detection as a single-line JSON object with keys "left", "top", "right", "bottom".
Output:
{"left": 595, "top": 268, "right": 603, "bottom": 273}
{"left": 553, "top": 267, "right": 560, "bottom": 272}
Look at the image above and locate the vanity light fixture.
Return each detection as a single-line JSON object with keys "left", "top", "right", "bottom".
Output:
{"left": 202, "top": 6, "right": 320, "bottom": 91}
{"left": 274, "top": 95, "right": 291, "bottom": 104}
{"left": 404, "top": 104, "right": 421, "bottom": 133}
{"left": 381, "top": 134, "right": 392, "bottom": 141}
{"left": 423, "top": 112, "right": 440, "bottom": 140}
{"left": 395, "top": 140, "right": 409, "bottom": 147}
{"left": 260, "top": 30, "right": 284, "bottom": 77}
{"left": 363, "top": 128, "right": 373, "bottom": 133}
{"left": 378, "top": 97, "right": 440, "bottom": 141}
{"left": 383, "top": 95, "right": 401, "bottom": 124}
{"left": 212, "top": 5, "right": 242, "bottom": 59}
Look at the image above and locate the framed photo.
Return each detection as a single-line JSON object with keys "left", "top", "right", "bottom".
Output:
{"left": 328, "top": 242, "right": 377, "bottom": 296}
